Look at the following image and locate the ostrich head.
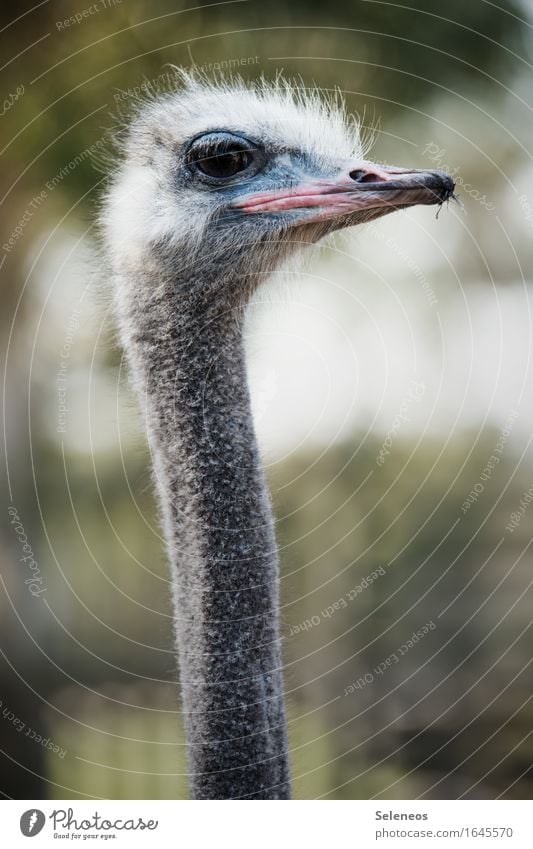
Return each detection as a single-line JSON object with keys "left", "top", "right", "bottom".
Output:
{"left": 104, "top": 74, "right": 454, "bottom": 310}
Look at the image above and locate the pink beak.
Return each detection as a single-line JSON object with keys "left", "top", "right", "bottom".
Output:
{"left": 231, "top": 160, "right": 455, "bottom": 224}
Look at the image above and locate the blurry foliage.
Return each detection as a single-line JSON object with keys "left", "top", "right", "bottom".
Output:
{"left": 1, "top": 0, "right": 533, "bottom": 800}
{"left": 0, "top": 0, "right": 528, "bottom": 216}
{"left": 8, "top": 430, "right": 531, "bottom": 798}
{"left": 275, "top": 432, "right": 533, "bottom": 798}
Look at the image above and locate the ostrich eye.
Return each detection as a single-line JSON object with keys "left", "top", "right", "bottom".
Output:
{"left": 197, "top": 147, "right": 252, "bottom": 178}
{"left": 187, "top": 132, "right": 260, "bottom": 181}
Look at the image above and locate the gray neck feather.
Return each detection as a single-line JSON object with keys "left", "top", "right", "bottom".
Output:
{"left": 116, "top": 254, "right": 290, "bottom": 799}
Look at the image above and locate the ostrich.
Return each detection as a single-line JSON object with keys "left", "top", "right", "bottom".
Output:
{"left": 101, "top": 73, "right": 454, "bottom": 800}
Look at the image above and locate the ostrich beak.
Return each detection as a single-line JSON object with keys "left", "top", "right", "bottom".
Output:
{"left": 231, "top": 162, "right": 455, "bottom": 224}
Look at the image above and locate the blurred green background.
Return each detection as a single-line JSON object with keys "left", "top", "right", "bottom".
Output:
{"left": 1, "top": 0, "right": 533, "bottom": 799}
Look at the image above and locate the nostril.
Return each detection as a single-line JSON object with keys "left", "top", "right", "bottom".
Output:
{"left": 349, "top": 169, "right": 385, "bottom": 184}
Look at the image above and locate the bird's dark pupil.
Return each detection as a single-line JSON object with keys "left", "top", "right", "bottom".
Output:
{"left": 197, "top": 147, "right": 251, "bottom": 178}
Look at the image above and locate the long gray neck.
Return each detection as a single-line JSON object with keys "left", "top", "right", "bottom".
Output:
{"left": 117, "top": 262, "right": 290, "bottom": 799}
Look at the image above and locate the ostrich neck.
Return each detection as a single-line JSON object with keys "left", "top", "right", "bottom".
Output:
{"left": 121, "top": 269, "right": 290, "bottom": 799}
